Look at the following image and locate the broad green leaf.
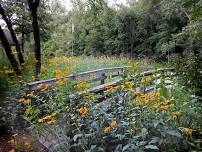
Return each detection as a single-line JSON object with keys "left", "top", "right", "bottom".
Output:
{"left": 145, "top": 145, "right": 159, "bottom": 150}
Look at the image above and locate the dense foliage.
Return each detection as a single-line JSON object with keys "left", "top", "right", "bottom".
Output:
{"left": 43, "top": 0, "right": 201, "bottom": 58}
{"left": 0, "top": 0, "right": 201, "bottom": 151}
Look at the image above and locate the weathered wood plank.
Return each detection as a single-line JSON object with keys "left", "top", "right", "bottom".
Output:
{"left": 27, "top": 66, "right": 128, "bottom": 91}
{"left": 27, "top": 67, "right": 175, "bottom": 91}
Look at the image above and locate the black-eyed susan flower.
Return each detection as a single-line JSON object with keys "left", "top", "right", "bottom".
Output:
{"left": 76, "top": 106, "right": 88, "bottom": 116}
{"left": 171, "top": 111, "right": 182, "bottom": 119}
{"left": 183, "top": 128, "right": 192, "bottom": 136}
{"left": 110, "top": 120, "right": 117, "bottom": 127}
{"left": 27, "top": 91, "right": 34, "bottom": 97}
{"left": 103, "top": 126, "right": 111, "bottom": 133}
{"left": 38, "top": 113, "right": 57, "bottom": 124}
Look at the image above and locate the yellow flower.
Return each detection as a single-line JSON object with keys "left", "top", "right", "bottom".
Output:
{"left": 135, "top": 92, "right": 160, "bottom": 105}
{"left": 133, "top": 91, "right": 141, "bottom": 95}
{"left": 37, "top": 84, "right": 49, "bottom": 91}
{"left": 133, "top": 127, "right": 140, "bottom": 132}
{"left": 76, "top": 106, "right": 88, "bottom": 116}
{"left": 104, "top": 87, "right": 114, "bottom": 93}
{"left": 171, "top": 111, "right": 182, "bottom": 119}
{"left": 74, "top": 82, "right": 87, "bottom": 89}
{"left": 170, "top": 97, "right": 175, "bottom": 101}
{"left": 183, "top": 128, "right": 192, "bottom": 135}
{"left": 38, "top": 119, "right": 44, "bottom": 123}
{"left": 55, "top": 69, "right": 68, "bottom": 78}
{"left": 124, "top": 81, "right": 133, "bottom": 86}
{"left": 154, "top": 97, "right": 175, "bottom": 110}
{"left": 37, "top": 84, "right": 44, "bottom": 89}
{"left": 110, "top": 120, "right": 117, "bottom": 127}
{"left": 18, "top": 98, "right": 25, "bottom": 103}
{"left": 38, "top": 112, "right": 57, "bottom": 124}
{"left": 71, "top": 115, "right": 77, "bottom": 121}
{"left": 18, "top": 98, "right": 31, "bottom": 104}
{"left": 41, "top": 84, "right": 49, "bottom": 91}
{"left": 27, "top": 91, "right": 34, "bottom": 97}
{"left": 56, "top": 79, "right": 65, "bottom": 86}
{"left": 25, "top": 108, "right": 31, "bottom": 114}
{"left": 47, "top": 119, "right": 56, "bottom": 124}
{"left": 23, "top": 99, "right": 31, "bottom": 104}
{"left": 23, "top": 136, "right": 32, "bottom": 149}
{"left": 32, "top": 76, "right": 36, "bottom": 81}
{"left": 103, "top": 126, "right": 111, "bottom": 133}
{"left": 50, "top": 113, "right": 57, "bottom": 117}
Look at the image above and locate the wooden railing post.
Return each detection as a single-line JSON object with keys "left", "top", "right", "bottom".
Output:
{"left": 100, "top": 72, "right": 106, "bottom": 85}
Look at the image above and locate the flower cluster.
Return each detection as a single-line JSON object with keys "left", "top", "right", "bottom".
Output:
{"left": 0, "top": 67, "right": 14, "bottom": 74}
{"left": 18, "top": 98, "right": 31, "bottom": 105}
{"left": 74, "top": 82, "right": 87, "bottom": 90}
{"left": 48, "top": 56, "right": 79, "bottom": 67}
{"left": 76, "top": 106, "right": 88, "bottom": 116}
{"left": 37, "top": 84, "right": 49, "bottom": 91}
{"left": 135, "top": 92, "right": 160, "bottom": 105}
{"left": 154, "top": 98, "right": 175, "bottom": 110}
{"left": 103, "top": 120, "right": 118, "bottom": 133}
{"left": 55, "top": 69, "right": 68, "bottom": 78}
{"left": 38, "top": 113, "right": 57, "bottom": 124}
{"left": 171, "top": 111, "right": 182, "bottom": 119}
{"left": 121, "top": 81, "right": 133, "bottom": 91}
{"left": 183, "top": 128, "right": 193, "bottom": 136}
{"left": 54, "top": 69, "right": 69, "bottom": 86}
{"left": 104, "top": 85, "right": 119, "bottom": 93}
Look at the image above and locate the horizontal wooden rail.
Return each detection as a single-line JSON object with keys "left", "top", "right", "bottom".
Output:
{"left": 70, "top": 67, "right": 175, "bottom": 96}
{"left": 27, "top": 66, "right": 129, "bottom": 91}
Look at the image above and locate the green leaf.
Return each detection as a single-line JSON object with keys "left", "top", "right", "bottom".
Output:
{"left": 122, "top": 144, "right": 131, "bottom": 152}
{"left": 166, "top": 130, "right": 182, "bottom": 138}
{"left": 90, "top": 145, "right": 97, "bottom": 150}
{"left": 145, "top": 145, "right": 159, "bottom": 150}
{"left": 73, "top": 134, "right": 82, "bottom": 142}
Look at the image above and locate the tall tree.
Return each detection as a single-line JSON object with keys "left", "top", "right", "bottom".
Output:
{"left": 0, "top": 3, "right": 24, "bottom": 66}
{"left": 0, "top": 25, "right": 21, "bottom": 75}
{"left": 28, "top": 0, "right": 41, "bottom": 76}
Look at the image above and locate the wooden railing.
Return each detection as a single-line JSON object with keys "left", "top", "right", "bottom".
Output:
{"left": 27, "top": 66, "right": 129, "bottom": 91}
{"left": 27, "top": 66, "right": 175, "bottom": 94}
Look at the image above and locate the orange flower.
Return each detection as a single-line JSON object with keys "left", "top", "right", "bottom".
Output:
{"left": 27, "top": 91, "right": 34, "bottom": 97}
{"left": 38, "top": 113, "right": 57, "bottom": 124}
{"left": 47, "top": 119, "right": 56, "bottom": 124}
{"left": 74, "top": 82, "right": 87, "bottom": 89}
{"left": 154, "top": 97, "right": 175, "bottom": 110}
{"left": 110, "top": 120, "right": 117, "bottom": 127}
{"left": 171, "top": 111, "right": 182, "bottom": 119}
{"left": 32, "top": 76, "right": 36, "bottom": 81}
{"left": 103, "top": 126, "right": 111, "bottom": 133}
{"left": 76, "top": 106, "right": 88, "bottom": 116}
{"left": 37, "top": 84, "right": 49, "bottom": 91}
{"left": 18, "top": 98, "right": 31, "bottom": 104}
{"left": 23, "top": 99, "right": 31, "bottom": 104}
{"left": 41, "top": 84, "right": 49, "bottom": 91}
{"left": 183, "top": 128, "right": 192, "bottom": 135}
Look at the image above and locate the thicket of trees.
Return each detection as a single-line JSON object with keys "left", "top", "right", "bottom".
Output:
{"left": 1, "top": 0, "right": 201, "bottom": 61}
{"left": 43, "top": 0, "right": 201, "bottom": 59}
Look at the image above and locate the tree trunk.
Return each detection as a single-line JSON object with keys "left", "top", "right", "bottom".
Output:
{"left": 21, "top": 32, "right": 25, "bottom": 53}
{"left": 28, "top": 0, "right": 41, "bottom": 76}
{"left": 0, "top": 25, "right": 21, "bottom": 75}
{"left": 0, "top": 4, "right": 24, "bottom": 66}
